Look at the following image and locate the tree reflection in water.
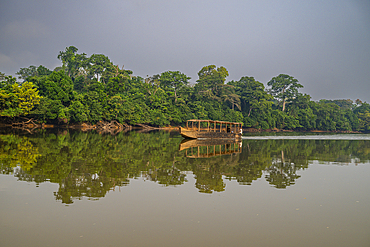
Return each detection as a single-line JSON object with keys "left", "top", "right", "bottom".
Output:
{"left": 0, "top": 129, "right": 369, "bottom": 203}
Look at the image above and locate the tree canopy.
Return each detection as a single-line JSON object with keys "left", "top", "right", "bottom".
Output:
{"left": 0, "top": 46, "right": 368, "bottom": 132}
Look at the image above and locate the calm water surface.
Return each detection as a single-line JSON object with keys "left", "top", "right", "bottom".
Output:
{"left": 0, "top": 129, "right": 370, "bottom": 247}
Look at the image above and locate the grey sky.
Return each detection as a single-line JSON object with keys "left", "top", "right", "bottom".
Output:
{"left": 1, "top": 0, "right": 370, "bottom": 102}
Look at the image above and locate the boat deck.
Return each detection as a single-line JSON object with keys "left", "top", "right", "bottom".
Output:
{"left": 180, "top": 119, "right": 243, "bottom": 140}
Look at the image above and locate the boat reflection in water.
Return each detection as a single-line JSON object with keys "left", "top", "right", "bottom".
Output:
{"left": 179, "top": 138, "right": 242, "bottom": 158}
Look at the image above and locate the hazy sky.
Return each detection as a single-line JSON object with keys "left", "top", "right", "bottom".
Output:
{"left": 1, "top": 0, "right": 370, "bottom": 102}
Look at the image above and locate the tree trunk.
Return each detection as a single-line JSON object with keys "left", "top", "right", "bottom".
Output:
{"left": 282, "top": 87, "right": 286, "bottom": 112}
{"left": 248, "top": 107, "right": 252, "bottom": 117}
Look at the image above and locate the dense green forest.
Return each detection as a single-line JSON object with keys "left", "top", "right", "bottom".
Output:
{"left": 1, "top": 46, "right": 370, "bottom": 132}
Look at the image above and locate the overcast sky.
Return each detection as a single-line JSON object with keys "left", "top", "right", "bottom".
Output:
{"left": 1, "top": 0, "right": 370, "bottom": 102}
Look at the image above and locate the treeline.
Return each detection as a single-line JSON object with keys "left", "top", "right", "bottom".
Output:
{"left": 1, "top": 46, "right": 370, "bottom": 131}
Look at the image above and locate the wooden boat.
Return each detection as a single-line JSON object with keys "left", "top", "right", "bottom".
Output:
{"left": 179, "top": 119, "right": 243, "bottom": 139}
{"left": 179, "top": 138, "right": 242, "bottom": 158}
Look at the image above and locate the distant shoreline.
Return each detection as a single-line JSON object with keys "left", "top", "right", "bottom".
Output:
{"left": 243, "top": 127, "right": 363, "bottom": 134}
{"left": 0, "top": 123, "right": 365, "bottom": 134}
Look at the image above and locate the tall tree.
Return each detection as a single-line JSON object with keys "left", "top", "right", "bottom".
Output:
{"left": 36, "top": 65, "right": 52, "bottom": 77}
{"left": 16, "top": 65, "right": 52, "bottom": 81}
{"left": 229, "top": 76, "right": 272, "bottom": 116}
{"left": 57, "top": 46, "right": 88, "bottom": 79}
{"left": 267, "top": 74, "right": 303, "bottom": 112}
{"left": 195, "top": 65, "right": 229, "bottom": 101}
{"left": 88, "top": 54, "right": 113, "bottom": 82}
{"left": 16, "top": 66, "right": 37, "bottom": 81}
{"left": 159, "top": 71, "right": 190, "bottom": 102}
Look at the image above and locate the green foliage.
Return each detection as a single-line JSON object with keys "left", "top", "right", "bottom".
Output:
{"left": 194, "top": 65, "right": 229, "bottom": 102}
{"left": 267, "top": 74, "right": 303, "bottom": 112}
{"left": 12, "top": 81, "right": 42, "bottom": 115}
{"left": 81, "top": 91, "right": 103, "bottom": 123}
{"left": 159, "top": 71, "right": 190, "bottom": 103}
{"left": 0, "top": 72, "right": 5, "bottom": 81}
{"left": 228, "top": 76, "right": 272, "bottom": 116}
{"left": 321, "top": 99, "right": 354, "bottom": 110}
{"left": 31, "top": 98, "right": 68, "bottom": 122}
{"left": 88, "top": 54, "right": 113, "bottom": 83}
{"left": 313, "top": 101, "right": 354, "bottom": 131}
{"left": 16, "top": 65, "right": 53, "bottom": 82}
{"left": 16, "top": 65, "right": 37, "bottom": 80}
{"left": 106, "top": 76, "right": 128, "bottom": 96}
{"left": 31, "top": 70, "right": 74, "bottom": 106}
{"left": 1, "top": 47, "right": 368, "bottom": 131}
{"left": 286, "top": 94, "right": 316, "bottom": 130}
{"left": 0, "top": 78, "right": 42, "bottom": 117}
{"left": 354, "top": 102, "right": 370, "bottom": 132}
{"left": 57, "top": 46, "right": 88, "bottom": 79}
{"left": 69, "top": 100, "right": 88, "bottom": 123}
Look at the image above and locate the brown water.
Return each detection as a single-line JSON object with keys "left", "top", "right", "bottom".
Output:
{"left": 0, "top": 130, "right": 369, "bottom": 247}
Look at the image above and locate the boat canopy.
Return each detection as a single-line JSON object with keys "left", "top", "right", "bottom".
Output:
{"left": 186, "top": 119, "right": 243, "bottom": 126}
{"left": 185, "top": 119, "right": 243, "bottom": 133}
{"left": 181, "top": 119, "right": 243, "bottom": 138}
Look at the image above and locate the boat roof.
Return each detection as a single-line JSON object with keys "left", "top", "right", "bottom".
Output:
{"left": 186, "top": 119, "right": 243, "bottom": 125}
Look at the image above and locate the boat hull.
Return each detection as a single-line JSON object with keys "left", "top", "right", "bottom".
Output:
{"left": 179, "top": 126, "right": 241, "bottom": 140}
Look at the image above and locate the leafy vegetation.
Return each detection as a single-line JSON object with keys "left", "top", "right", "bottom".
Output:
{"left": 1, "top": 46, "right": 369, "bottom": 132}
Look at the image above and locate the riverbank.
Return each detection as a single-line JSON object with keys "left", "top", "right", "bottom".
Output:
{"left": 243, "top": 127, "right": 362, "bottom": 134}
{"left": 0, "top": 121, "right": 364, "bottom": 134}
{"left": 0, "top": 120, "right": 180, "bottom": 135}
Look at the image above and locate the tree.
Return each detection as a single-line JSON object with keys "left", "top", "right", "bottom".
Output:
{"left": 100, "top": 64, "right": 132, "bottom": 84}
{"left": 159, "top": 71, "right": 190, "bottom": 103}
{"left": 16, "top": 66, "right": 37, "bottom": 81}
{"left": 144, "top": 74, "right": 161, "bottom": 97}
{"left": 222, "top": 91, "right": 241, "bottom": 111}
{"left": 288, "top": 93, "right": 316, "bottom": 130}
{"left": 354, "top": 102, "right": 370, "bottom": 132}
{"left": 88, "top": 54, "right": 113, "bottom": 82}
{"left": 314, "top": 101, "right": 352, "bottom": 131}
{"left": 29, "top": 70, "right": 74, "bottom": 107}
{"left": 0, "top": 76, "right": 19, "bottom": 117}
{"left": 36, "top": 65, "right": 52, "bottom": 77}
{"left": 13, "top": 81, "right": 42, "bottom": 115}
{"left": 267, "top": 74, "right": 303, "bottom": 112}
{"left": 0, "top": 77, "right": 42, "bottom": 117}
{"left": 320, "top": 99, "right": 354, "bottom": 110}
{"left": 229, "top": 76, "right": 272, "bottom": 116}
{"left": 57, "top": 46, "right": 88, "bottom": 79}
{"left": 69, "top": 100, "right": 88, "bottom": 123}
{"left": 195, "top": 65, "right": 229, "bottom": 98}
{"left": 105, "top": 76, "right": 129, "bottom": 96}
{"left": 16, "top": 65, "right": 52, "bottom": 82}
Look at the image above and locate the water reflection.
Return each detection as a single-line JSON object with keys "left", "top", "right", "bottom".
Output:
{"left": 179, "top": 138, "right": 242, "bottom": 158}
{"left": 0, "top": 130, "right": 369, "bottom": 203}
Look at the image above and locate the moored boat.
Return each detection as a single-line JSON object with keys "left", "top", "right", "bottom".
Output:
{"left": 179, "top": 119, "right": 243, "bottom": 139}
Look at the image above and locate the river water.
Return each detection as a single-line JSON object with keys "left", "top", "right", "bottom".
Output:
{"left": 0, "top": 129, "right": 369, "bottom": 247}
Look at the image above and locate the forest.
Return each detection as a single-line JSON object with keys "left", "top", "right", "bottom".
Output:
{"left": 1, "top": 46, "right": 370, "bottom": 132}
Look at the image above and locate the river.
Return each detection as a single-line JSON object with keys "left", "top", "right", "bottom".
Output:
{"left": 0, "top": 129, "right": 369, "bottom": 246}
